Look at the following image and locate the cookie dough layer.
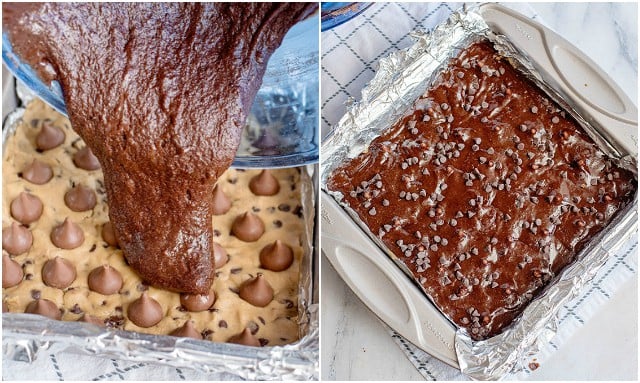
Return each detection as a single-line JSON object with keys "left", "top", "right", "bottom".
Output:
{"left": 3, "top": 99, "right": 306, "bottom": 346}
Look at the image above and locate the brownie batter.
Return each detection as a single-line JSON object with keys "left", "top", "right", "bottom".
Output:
{"left": 328, "top": 42, "right": 636, "bottom": 340}
{"left": 3, "top": 99, "right": 306, "bottom": 344}
{"left": 2, "top": 2, "right": 316, "bottom": 293}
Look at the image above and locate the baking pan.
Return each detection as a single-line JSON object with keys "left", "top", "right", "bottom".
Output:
{"left": 2, "top": 83, "right": 319, "bottom": 380}
{"left": 320, "top": 3, "right": 637, "bottom": 377}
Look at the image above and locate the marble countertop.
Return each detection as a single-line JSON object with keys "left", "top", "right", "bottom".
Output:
{"left": 321, "top": 2, "right": 637, "bottom": 380}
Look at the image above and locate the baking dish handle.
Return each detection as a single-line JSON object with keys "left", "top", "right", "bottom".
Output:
{"left": 320, "top": 192, "right": 458, "bottom": 368}
{"left": 479, "top": 3, "right": 638, "bottom": 157}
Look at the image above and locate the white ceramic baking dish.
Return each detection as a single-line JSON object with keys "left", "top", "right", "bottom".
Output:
{"left": 320, "top": 3, "right": 637, "bottom": 371}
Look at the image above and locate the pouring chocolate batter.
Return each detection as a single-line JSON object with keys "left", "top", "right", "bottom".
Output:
{"left": 3, "top": 2, "right": 317, "bottom": 293}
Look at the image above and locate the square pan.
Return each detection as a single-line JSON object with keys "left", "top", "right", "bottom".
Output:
{"left": 2, "top": 83, "right": 319, "bottom": 380}
{"left": 320, "top": 3, "right": 637, "bottom": 377}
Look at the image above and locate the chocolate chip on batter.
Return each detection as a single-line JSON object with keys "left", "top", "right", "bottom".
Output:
{"left": 247, "top": 320, "right": 260, "bottom": 335}
{"left": 70, "top": 304, "right": 83, "bottom": 314}
{"left": 105, "top": 315, "right": 125, "bottom": 329}
{"left": 50, "top": 218, "right": 84, "bottom": 249}
{"left": 231, "top": 212, "right": 265, "bottom": 242}
{"left": 2, "top": 255, "right": 24, "bottom": 288}
{"left": 64, "top": 184, "right": 97, "bottom": 212}
{"left": 2, "top": 222, "right": 33, "bottom": 255}
{"left": 201, "top": 329, "right": 214, "bottom": 339}
{"left": 35, "top": 122, "right": 65, "bottom": 151}
{"left": 211, "top": 184, "right": 232, "bottom": 215}
{"left": 277, "top": 203, "right": 291, "bottom": 212}
{"left": 227, "top": 328, "right": 260, "bottom": 347}
{"left": 249, "top": 170, "right": 280, "bottom": 196}
{"left": 42, "top": 257, "right": 77, "bottom": 289}
{"left": 282, "top": 299, "right": 294, "bottom": 309}
{"left": 73, "top": 146, "right": 101, "bottom": 170}
{"left": 10, "top": 192, "right": 43, "bottom": 225}
{"left": 101, "top": 222, "right": 119, "bottom": 247}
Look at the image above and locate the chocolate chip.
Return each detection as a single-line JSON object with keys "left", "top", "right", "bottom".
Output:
{"left": 259, "top": 338, "right": 269, "bottom": 347}
{"left": 202, "top": 329, "right": 214, "bottom": 338}
{"left": 105, "top": 315, "right": 125, "bottom": 329}
{"left": 278, "top": 204, "right": 291, "bottom": 212}
{"left": 247, "top": 320, "right": 259, "bottom": 335}
{"left": 218, "top": 320, "right": 228, "bottom": 328}
{"left": 273, "top": 220, "right": 283, "bottom": 228}
{"left": 70, "top": 304, "right": 83, "bottom": 314}
{"left": 89, "top": 244, "right": 97, "bottom": 252}
{"left": 31, "top": 289, "right": 41, "bottom": 299}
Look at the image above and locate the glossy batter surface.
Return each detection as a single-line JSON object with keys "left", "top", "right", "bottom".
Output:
{"left": 3, "top": 99, "right": 305, "bottom": 345}
{"left": 2, "top": 2, "right": 316, "bottom": 293}
{"left": 328, "top": 42, "right": 636, "bottom": 340}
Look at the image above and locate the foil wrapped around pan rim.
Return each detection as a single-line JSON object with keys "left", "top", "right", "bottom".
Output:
{"left": 320, "top": 4, "right": 637, "bottom": 380}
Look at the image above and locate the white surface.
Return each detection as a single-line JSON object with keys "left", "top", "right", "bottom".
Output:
{"left": 320, "top": 2, "right": 638, "bottom": 380}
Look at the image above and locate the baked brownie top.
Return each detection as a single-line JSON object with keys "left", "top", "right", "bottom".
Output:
{"left": 328, "top": 41, "right": 636, "bottom": 340}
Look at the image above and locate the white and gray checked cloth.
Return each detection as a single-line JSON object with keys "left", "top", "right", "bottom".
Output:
{"left": 321, "top": 2, "right": 637, "bottom": 381}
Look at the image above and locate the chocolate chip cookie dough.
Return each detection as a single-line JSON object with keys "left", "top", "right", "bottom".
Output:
{"left": 3, "top": 99, "right": 306, "bottom": 346}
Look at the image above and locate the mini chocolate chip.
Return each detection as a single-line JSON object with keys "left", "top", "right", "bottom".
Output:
{"left": 259, "top": 338, "right": 269, "bottom": 347}
{"left": 202, "top": 329, "right": 214, "bottom": 338}
{"left": 70, "top": 304, "right": 83, "bottom": 314}
{"left": 273, "top": 220, "right": 283, "bottom": 228}
{"left": 282, "top": 299, "right": 294, "bottom": 309}
{"left": 252, "top": 206, "right": 260, "bottom": 213}
{"left": 218, "top": 320, "right": 228, "bottom": 328}
{"left": 89, "top": 244, "right": 97, "bottom": 252}
{"left": 31, "top": 289, "right": 41, "bottom": 299}
{"left": 105, "top": 315, "right": 125, "bottom": 329}
{"left": 230, "top": 267, "right": 242, "bottom": 274}
{"left": 278, "top": 204, "right": 291, "bottom": 212}
{"left": 247, "top": 321, "right": 259, "bottom": 335}
{"left": 213, "top": 229, "right": 221, "bottom": 237}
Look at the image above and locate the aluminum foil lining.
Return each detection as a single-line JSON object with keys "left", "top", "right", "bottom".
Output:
{"left": 320, "top": 5, "right": 637, "bottom": 380}
{"left": 2, "top": 89, "right": 319, "bottom": 380}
